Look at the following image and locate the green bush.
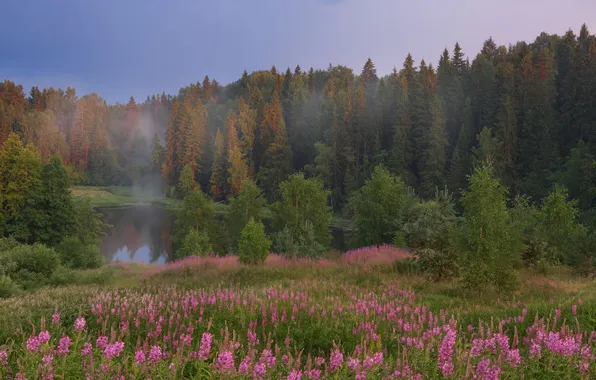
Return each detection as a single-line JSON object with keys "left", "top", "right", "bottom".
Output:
{"left": 274, "top": 221, "right": 325, "bottom": 259}
{"left": 56, "top": 236, "right": 104, "bottom": 269}
{"left": 238, "top": 218, "right": 271, "bottom": 265}
{"left": 8, "top": 243, "right": 60, "bottom": 277}
{"left": 49, "top": 266, "right": 78, "bottom": 286}
{"left": 176, "top": 229, "right": 212, "bottom": 259}
{"left": 0, "top": 275, "right": 21, "bottom": 298}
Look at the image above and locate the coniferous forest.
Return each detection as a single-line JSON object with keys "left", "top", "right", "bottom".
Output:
{"left": 1, "top": 25, "right": 595, "bottom": 212}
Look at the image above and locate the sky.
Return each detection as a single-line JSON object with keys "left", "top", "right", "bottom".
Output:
{"left": 1, "top": 0, "right": 595, "bottom": 104}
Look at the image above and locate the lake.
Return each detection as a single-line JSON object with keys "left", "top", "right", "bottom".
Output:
{"left": 99, "top": 205, "right": 348, "bottom": 264}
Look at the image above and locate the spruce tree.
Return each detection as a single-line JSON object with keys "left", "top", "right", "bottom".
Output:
{"left": 209, "top": 129, "right": 227, "bottom": 199}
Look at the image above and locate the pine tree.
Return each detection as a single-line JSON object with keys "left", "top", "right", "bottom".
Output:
{"left": 150, "top": 133, "right": 165, "bottom": 173}
{"left": 237, "top": 97, "right": 257, "bottom": 176}
{"left": 209, "top": 128, "right": 226, "bottom": 199}
{"left": 448, "top": 97, "right": 473, "bottom": 193}
{"left": 226, "top": 112, "right": 249, "bottom": 196}
{"left": 182, "top": 99, "right": 207, "bottom": 176}
{"left": 361, "top": 58, "right": 378, "bottom": 85}
{"left": 419, "top": 96, "right": 448, "bottom": 197}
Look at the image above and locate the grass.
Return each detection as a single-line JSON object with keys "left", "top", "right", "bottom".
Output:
{"left": 1, "top": 251, "right": 596, "bottom": 378}
{"left": 72, "top": 185, "right": 353, "bottom": 228}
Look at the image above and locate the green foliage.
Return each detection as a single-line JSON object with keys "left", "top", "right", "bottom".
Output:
{"left": 0, "top": 275, "right": 20, "bottom": 298}
{"left": 179, "top": 164, "right": 197, "bottom": 197}
{"left": 538, "top": 184, "right": 580, "bottom": 265}
{"left": 403, "top": 188, "right": 458, "bottom": 281}
{"left": 456, "top": 163, "right": 521, "bottom": 293}
{"left": 176, "top": 229, "right": 212, "bottom": 259}
{"left": 271, "top": 173, "right": 332, "bottom": 248}
{"left": 56, "top": 236, "right": 104, "bottom": 269}
{"left": 226, "top": 180, "right": 265, "bottom": 251}
{"left": 173, "top": 189, "right": 221, "bottom": 255}
{"left": 351, "top": 165, "right": 417, "bottom": 245}
{"left": 238, "top": 218, "right": 271, "bottom": 265}
{"left": 273, "top": 221, "right": 325, "bottom": 259}
{"left": 72, "top": 198, "right": 109, "bottom": 245}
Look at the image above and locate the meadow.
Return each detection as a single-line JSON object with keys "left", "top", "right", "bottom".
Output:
{"left": 0, "top": 245, "right": 595, "bottom": 379}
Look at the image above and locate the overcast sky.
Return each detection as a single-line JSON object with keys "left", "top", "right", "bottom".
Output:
{"left": 1, "top": 0, "right": 595, "bottom": 103}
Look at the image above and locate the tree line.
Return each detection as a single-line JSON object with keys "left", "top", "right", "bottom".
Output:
{"left": 2, "top": 25, "right": 596, "bottom": 216}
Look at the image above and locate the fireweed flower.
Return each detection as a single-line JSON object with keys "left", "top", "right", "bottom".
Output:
{"left": 96, "top": 336, "right": 108, "bottom": 348}
{"left": 26, "top": 336, "right": 40, "bottom": 352}
{"left": 58, "top": 336, "right": 71, "bottom": 355}
{"left": 149, "top": 346, "right": 162, "bottom": 364}
{"left": 287, "top": 369, "right": 302, "bottom": 380}
{"left": 253, "top": 362, "right": 266, "bottom": 378}
{"left": 329, "top": 349, "right": 343, "bottom": 371}
{"left": 306, "top": 368, "right": 321, "bottom": 380}
{"left": 104, "top": 341, "right": 124, "bottom": 359}
{"left": 572, "top": 304, "right": 577, "bottom": 316}
{"left": 133, "top": 349, "right": 145, "bottom": 365}
{"left": 74, "top": 317, "right": 86, "bottom": 331}
{"left": 38, "top": 330, "right": 50, "bottom": 344}
{"left": 507, "top": 349, "right": 521, "bottom": 367}
{"left": 42, "top": 353, "right": 53, "bottom": 365}
{"left": 51, "top": 312, "right": 60, "bottom": 325}
{"left": 238, "top": 356, "right": 252, "bottom": 374}
{"left": 0, "top": 349, "right": 7, "bottom": 366}
{"left": 348, "top": 357, "right": 360, "bottom": 372}
{"left": 81, "top": 342, "right": 93, "bottom": 357}
{"left": 198, "top": 332, "right": 213, "bottom": 360}
{"left": 216, "top": 351, "right": 235, "bottom": 372}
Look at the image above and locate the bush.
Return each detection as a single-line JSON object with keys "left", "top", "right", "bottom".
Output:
{"left": 0, "top": 275, "right": 21, "bottom": 298}
{"left": 56, "top": 236, "right": 104, "bottom": 269}
{"left": 8, "top": 243, "right": 60, "bottom": 277}
{"left": 416, "top": 248, "right": 458, "bottom": 282}
{"left": 176, "top": 229, "right": 212, "bottom": 259}
{"left": 238, "top": 218, "right": 271, "bottom": 265}
{"left": 274, "top": 221, "right": 325, "bottom": 259}
{"left": 49, "top": 266, "right": 78, "bottom": 286}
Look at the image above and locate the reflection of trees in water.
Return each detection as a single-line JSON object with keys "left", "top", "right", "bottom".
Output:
{"left": 99, "top": 206, "right": 174, "bottom": 263}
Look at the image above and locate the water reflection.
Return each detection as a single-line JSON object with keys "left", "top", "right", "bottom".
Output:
{"left": 99, "top": 206, "right": 174, "bottom": 264}
{"left": 99, "top": 205, "right": 348, "bottom": 264}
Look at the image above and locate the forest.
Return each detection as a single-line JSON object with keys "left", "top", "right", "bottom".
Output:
{"left": 0, "top": 24, "right": 595, "bottom": 213}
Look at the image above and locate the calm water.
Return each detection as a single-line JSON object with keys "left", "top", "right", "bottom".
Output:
{"left": 99, "top": 206, "right": 347, "bottom": 264}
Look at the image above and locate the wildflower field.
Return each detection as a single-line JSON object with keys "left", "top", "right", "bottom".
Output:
{"left": 1, "top": 246, "right": 596, "bottom": 379}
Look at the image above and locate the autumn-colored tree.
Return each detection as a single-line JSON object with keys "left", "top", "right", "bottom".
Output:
{"left": 237, "top": 97, "right": 257, "bottom": 176}
{"left": 209, "top": 128, "right": 226, "bottom": 199}
{"left": 226, "top": 112, "right": 249, "bottom": 196}
{"left": 182, "top": 99, "right": 207, "bottom": 175}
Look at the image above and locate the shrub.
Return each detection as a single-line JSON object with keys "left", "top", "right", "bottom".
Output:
{"left": 176, "top": 229, "right": 212, "bottom": 259}
{"left": 56, "top": 236, "right": 104, "bottom": 269}
{"left": 0, "top": 275, "right": 21, "bottom": 298}
{"left": 415, "top": 248, "right": 458, "bottom": 282}
{"left": 238, "top": 218, "right": 271, "bottom": 265}
{"left": 274, "top": 221, "right": 325, "bottom": 259}
{"left": 8, "top": 243, "right": 60, "bottom": 277}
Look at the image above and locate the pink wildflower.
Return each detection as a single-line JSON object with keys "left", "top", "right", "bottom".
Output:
{"left": 238, "top": 356, "right": 252, "bottom": 374}
{"left": 572, "top": 304, "right": 577, "bottom": 316}
{"left": 306, "top": 368, "right": 321, "bottom": 380}
{"left": 58, "top": 336, "right": 71, "bottom": 355}
{"left": 74, "top": 317, "right": 86, "bottom": 331}
{"left": 51, "top": 312, "right": 60, "bottom": 325}
{"left": 287, "top": 369, "right": 302, "bottom": 380}
{"left": 529, "top": 343, "right": 542, "bottom": 358}
{"left": 134, "top": 350, "right": 146, "bottom": 365}
{"left": 104, "top": 341, "right": 124, "bottom": 359}
{"left": 216, "top": 351, "right": 235, "bottom": 372}
{"left": 42, "top": 353, "right": 53, "bottom": 365}
{"left": 26, "top": 336, "right": 40, "bottom": 352}
{"left": 38, "top": 330, "right": 50, "bottom": 344}
{"left": 507, "top": 349, "right": 521, "bottom": 367}
{"left": 0, "top": 349, "right": 7, "bottom": 366}
{"left": 348, "top": 357, "right": 360, "bottom": 372}
{"left": 253, "top": 362, "right": 266, "bottom": 378}
{"left": 96, "top": 336, "right": 108, "bottom": 348}
{"left": 198, "top": 332, "right": 212, "bottom": 360}
{"left": 149, "top": 346, "right": 162, "bottom": 364}
{"left": 329, "top": 349, "right": 343, "bottom": 371}
{"left": 81, "top": 342, "right": 92, "bottom": 357}
{"left": 355, "top": 371, "right": 367, "bottom": 380}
